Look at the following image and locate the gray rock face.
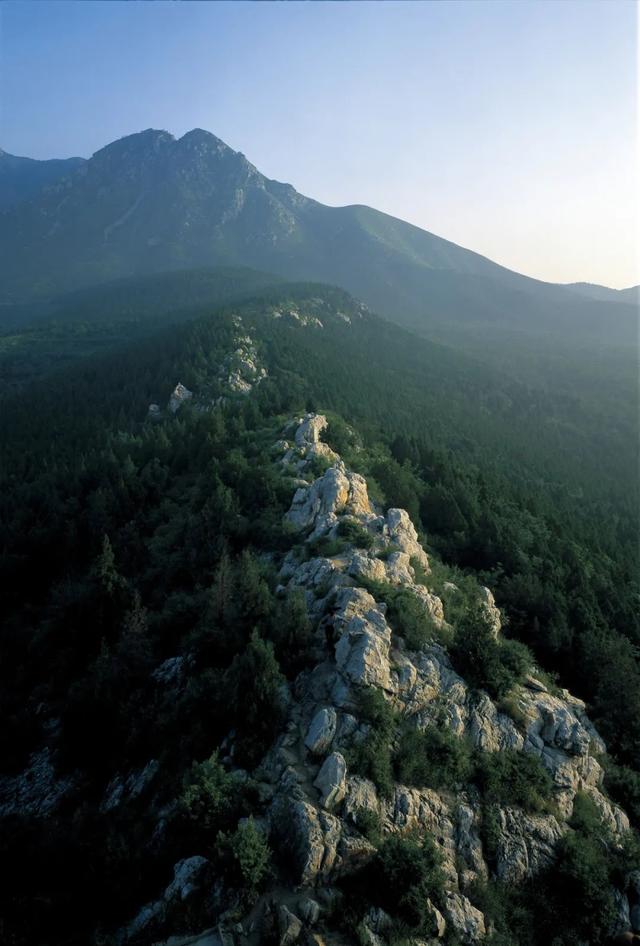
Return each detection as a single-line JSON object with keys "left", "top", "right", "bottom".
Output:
{"left": 138, "top": 412, "right": 629, "bottom": 946}
{"left": 314, "top": 752, "right": 347, "bottom": 810}
{"left": 278, "top": 905, "right": 303, "bottom": 946}
{"left": 444, "top": 892, "right": 486, "bottom": 942}
{"left": 168, "top": 382, "right": 193, "bottom": 413}
{"left": 124, "top": 856, "right": 209, "bottom": 941}
{"left": 286, "top": 461, "right": 374, "bottom": 538}
{"left": 101, "top": 759, "right": 159, "bottom": 812}
{"left": 294, "top": 413, "right": 327, "bottom": 447}
{"left": 333, "top": 588, "right": 393, "bottom": 690}
{"left": 165, "top": 856, "right": 210, "bottom": 902}
{"left": 479, "top": 586, "right": 501, "bottom": 637}
{"left": 493, "top": 808, "right": 563, "bottom": 883}
{"left": 275, "top": 794, "right": 342, "bottom": 886}
{"left": 305, "top": 707, "right": 338, "bottom": 756}
{"left": 0, "top": 748, "right": 76, "bottom": 818}
{"left": 384, "top": 507, "right": 430, "bottom": 573}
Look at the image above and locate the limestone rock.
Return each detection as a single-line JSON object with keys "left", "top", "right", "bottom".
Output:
{"left": 444, "top": 892, "right": 486, "bottom": 942}
{"left": 278, "top": 905, "right": 303, "bottom": 946}
{"left": 344, "top": 776, "right": 380, "bottom": 823}
{"left": 168, "top": 382, "right": 193, "bottom": 413}
{"left": 468, "top": 694, "right": 523, "bottom": 753}
{"left": 305, "top": 707, "right": 338, "bottom": 756}
{"left": 384, "top": 508, "right": 429, "bottom": 573}
{"left": 285, "top": 461, "right": 374, "bottom": 538}
{"left": 493, "top": 808, "right": 563, "bottom": 883}
{"left": 295, "top": 414, "right": 328, "bottom": 447}
{"left": 275, "top": 797, "right": 342, "bottom": 885}
{"left": 101, "top": 759, "right": 159, "bottom": 812}
{"left": 164, "top": 856, "right": 209, "bottom": 902}
{"left": 426, "top": 899, "right": 447, "bottom": 938}
{"left": 298, "top": 897, "right": 321, "bottom": 925}
{"left": 314, "top": 752, "right": 347, "bottom": 810}
{"left": 479, "top": 586, "right": 501, "bottom": 637}
{"left": 0, "top": 747, "right": 76, "bottom": 818}
{"left": 348, "top": 550, "right": 387, "bottom": 584}
{"left": 333, "top": 588, "right": 393, "bottom": 690}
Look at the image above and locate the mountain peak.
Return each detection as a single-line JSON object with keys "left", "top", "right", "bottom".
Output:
{"left": 178, "top": 128, "right": 231, "bottom": 149}
{"left": 93, "top": 128, "right": 175, "bottom": 160}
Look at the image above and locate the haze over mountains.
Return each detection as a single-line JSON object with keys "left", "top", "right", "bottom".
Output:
{"left": 1, "top": 120, "right": 639, "bottom": 946}
{"left": 0, "top": 149, "right": 85, "bottom": 212}
{"left": 1, "top": 128, "right": 636, "bottom": 349}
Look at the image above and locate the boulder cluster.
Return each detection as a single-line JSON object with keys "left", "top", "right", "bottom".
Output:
{"left": 252, "top": 414, "right": 630, "bottom": 945}
{"left": 219, "top": 316, "right": 267, "bottom": 394}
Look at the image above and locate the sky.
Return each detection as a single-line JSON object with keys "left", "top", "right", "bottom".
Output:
{"left": 0, "top": 0, "right": 637, "bottom": 288}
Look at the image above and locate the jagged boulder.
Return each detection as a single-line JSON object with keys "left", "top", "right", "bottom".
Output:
{"left": 444, "top": 892, "right": 486, "bottom": 942}
{"left": 493, "top": 808, "right": 564, "bottom": 883}
{"left": 295, "top": 414, "right": 328, "bottom": 447}
{"left": 344, "top": 776, "right": 380, "bottom": 823}
{"left": 0, "top": 747, "right": 76, "bottom": 818}
{"left": 273, "top": 794, "right": 342, "bottom": 886}
{"left": 278, "top": 905, "right": 303, "bottom": 946}
{"left": 348, "top": 550, "right": 387, "bottom": 584}
{"left": 305, "top": 707, "right": 338, "bottom": 756}
{"left": 168, "top": 382, "right": 193, "bottom": 413}
{"left": 314, "top": 752, "right": 347, "bottom": 810}
{"left": 479, "top": 586, "right": 501, "bottom": 637}
{"left": 333, "top": 588, "right": 393, "bottom": 690}
{"left": 384, "top": 508, "right": 430, "bottom": 573}
{"left": 100, "top": 759, "right": 159, "bottom": 812}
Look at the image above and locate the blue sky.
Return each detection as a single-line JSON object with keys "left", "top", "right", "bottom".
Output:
{"left": 1, "top": 0, "right": 637, "bottom": 287}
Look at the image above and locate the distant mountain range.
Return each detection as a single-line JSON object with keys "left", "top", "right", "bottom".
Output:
{"left": 0, "top": 128, "right": 636, "bottom": 346}
{"left": 0, "top": 149, "right": 85, "bottom": 212}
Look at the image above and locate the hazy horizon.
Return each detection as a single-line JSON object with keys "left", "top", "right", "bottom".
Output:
{"left": 1, "top": 0, "right": 637, "bottom": 289}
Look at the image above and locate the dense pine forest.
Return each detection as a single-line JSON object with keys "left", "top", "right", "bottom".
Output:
{"left": 0, "top": 277, "right": 638, "bottom": 945}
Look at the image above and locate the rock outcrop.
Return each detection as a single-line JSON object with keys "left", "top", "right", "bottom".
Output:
{"left": 263, "top": 415, "right": 630, "bottom": 940}
{"left": 219, "top": 316, "right": 267, "bottom": 395}
{"left": 115, "top": 412, "right": 632, "bottom": 946}
{"left": 168, "top": 382, "right": 193, "bottom": 413}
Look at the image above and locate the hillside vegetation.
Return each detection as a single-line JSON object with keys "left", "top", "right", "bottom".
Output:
{"left": 0, "top": 283, "right": 638, "bottom": 945}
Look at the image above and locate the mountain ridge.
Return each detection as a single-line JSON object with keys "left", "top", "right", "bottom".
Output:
{"left": 1, "top": 127, "right": 636, "bottom": 352}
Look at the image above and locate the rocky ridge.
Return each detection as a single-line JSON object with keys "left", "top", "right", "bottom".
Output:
{"left": 147, "top": 317, "right": 267, "bottom": 420}
{"left": 120, "top": 412, "right": 632, "bottom": 946}
{"left": 4, "top": 412, "right": 634, "bottom": 946}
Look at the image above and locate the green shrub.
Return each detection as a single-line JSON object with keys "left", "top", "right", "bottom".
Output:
{"left": 337, "top": 518, "right": 374, "bottom": 549}
{"left": 352, "top": 806, "right": 383, "bottom": 846}
{"left": 180, "top": 751, "right": 237, "bottom": 831}
{"left": 347, "top": 688, "right": 396, "bottom": 798}
{"left": 409, "top": 555, "right": 430, "bottom": 587}
{"left": 306, "top": 534, "right": 346, "bottom": 558}
{"left": 222, "top": 817, "right": 271, "bottom": 893}
{"left": 226, "top": 631, "right": 286, "bottom": 766}
{"left": 451, "top": 609, "right": 532, "bottom": 700}
{"left": 602, "top": 754, "right": 640, "bottom": 826}
{"left": 474, "top": 749, "right": 554, "bottom": 813}
{"left": 394, "top": 724, "right": 473, "bottom": 791}
{"left": 359, "top": 578, "right": 437, "bottom": 652}
{"left": 369, "top": 834, "right": 445, "bottom": 932}
{"left": 496, "top": 691, "right": 529, "bottom": 732}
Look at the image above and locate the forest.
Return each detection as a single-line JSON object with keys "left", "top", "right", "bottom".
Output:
{"left": 0, "top": 278, "right": 638, "bottom": 945}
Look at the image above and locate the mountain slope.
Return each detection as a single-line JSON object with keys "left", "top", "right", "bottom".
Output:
{"left": 0, "top": 283, "right": 637, "bottom": 945}
{"left": 0, "top": 266, "right": 286, "bottom": 394}
{"left": 0, "top": 128, "right": 635, "bottom": 351}
{"left": 0, "top": 149, "right": 85, "bottom": 211}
